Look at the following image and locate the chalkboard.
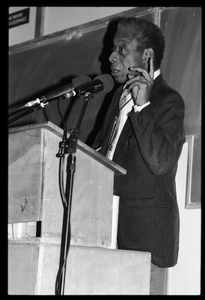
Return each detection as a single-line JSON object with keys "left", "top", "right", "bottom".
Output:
{"left": 9, "top": 24, "right": 113, "bottom": 144}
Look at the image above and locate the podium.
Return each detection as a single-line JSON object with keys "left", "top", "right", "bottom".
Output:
{"left": 8, "top": 122, "right": 151, "bottom": 295}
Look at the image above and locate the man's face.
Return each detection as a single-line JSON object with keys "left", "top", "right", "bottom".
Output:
{"left": 109, "top": 30, "right": 144, "bottom": 84}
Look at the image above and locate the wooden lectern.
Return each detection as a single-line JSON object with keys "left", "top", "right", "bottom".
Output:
{"left": 8, "top": 122, "right": 151, "bottom": 295}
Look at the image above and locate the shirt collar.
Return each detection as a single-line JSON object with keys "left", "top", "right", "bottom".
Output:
{"left": 154, "top": 69, "right": 161, "bottom": 80}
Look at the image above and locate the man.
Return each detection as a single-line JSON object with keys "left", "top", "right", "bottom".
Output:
{"left": 92, "top": 17, "right": 185, "bottom": 293}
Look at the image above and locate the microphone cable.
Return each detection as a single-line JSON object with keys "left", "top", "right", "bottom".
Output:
{"left": 55, "top": 97, "right": 70, "bottom": 295}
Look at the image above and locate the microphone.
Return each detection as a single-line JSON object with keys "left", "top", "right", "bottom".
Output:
{"left": 23, "top": 75, "right": 91, "bottom": 107}
{"left": 23, "top": 74, "right": 114, "bottom": 107}
{"left": 45, "top": 75, "right": 91, "bottom": 100}
{"left": 59, "top": 74, "right": 114, "bottom": 100}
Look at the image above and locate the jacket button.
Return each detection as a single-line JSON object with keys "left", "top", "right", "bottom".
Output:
{"left": 139, "top": 116, "right": 144, "bottom": 123}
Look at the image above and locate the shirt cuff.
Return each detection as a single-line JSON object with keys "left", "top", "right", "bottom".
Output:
{"left": 133, "top": 101, "right": 151, "bottom": 112}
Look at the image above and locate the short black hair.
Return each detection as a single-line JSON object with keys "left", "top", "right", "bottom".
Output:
{"left": 116, "top": 17, "right": 165, "bottom": 69}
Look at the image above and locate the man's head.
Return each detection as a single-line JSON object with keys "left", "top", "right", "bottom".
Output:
{"left": 109, "top": 17, "right": 165, "bottom": 84}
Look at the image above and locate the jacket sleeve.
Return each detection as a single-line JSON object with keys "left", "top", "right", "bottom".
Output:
{"left": 129, "top": 92, "right": 185, "bottom": 175}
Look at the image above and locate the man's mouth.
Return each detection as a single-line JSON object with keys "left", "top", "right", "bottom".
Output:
{"left": 111, "top": 68, "right": 121, "bottom": 75}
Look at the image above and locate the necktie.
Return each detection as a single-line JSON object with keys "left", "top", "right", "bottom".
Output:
{"left": 106, "top": 89, "right": 133, "bottom": 160}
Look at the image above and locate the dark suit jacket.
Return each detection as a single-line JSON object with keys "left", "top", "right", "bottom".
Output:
{"left": 92, "top": 74, "right": 185, "bottom": 267}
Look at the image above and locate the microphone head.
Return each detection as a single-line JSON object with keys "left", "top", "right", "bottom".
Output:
{"left": 94, "top": 74, "right": 114, "bottom": 94}
{"left": 72, "top": 75, "right": 91, "bottom": 87}
{"left": 75, "top": 78, "right": 103, "bottom": 95}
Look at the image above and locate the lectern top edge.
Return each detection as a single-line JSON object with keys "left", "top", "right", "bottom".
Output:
{"left": 9, "top": 121, "right": 127, "bottom": 176}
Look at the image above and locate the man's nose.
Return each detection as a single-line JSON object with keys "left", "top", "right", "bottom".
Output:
{"left": 109, "top": 51, "right": 118, "bottom": 63}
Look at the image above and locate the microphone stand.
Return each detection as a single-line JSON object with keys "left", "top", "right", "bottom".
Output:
{"left": 9, "top": 90, "right": 93, "bottom": 295}
{"left": 55, "top": 92, "right": 93, "bottom": 295}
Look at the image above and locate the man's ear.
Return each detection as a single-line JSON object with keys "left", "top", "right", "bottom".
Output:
{"left": 143, "top": 48, "right": 154, "bottom": 70}
{"left": 143, "top": 48, "right": 154, "bottom": 61}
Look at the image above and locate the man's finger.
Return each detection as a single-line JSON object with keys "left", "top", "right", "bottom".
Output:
{"left": 149, "top": 57, "right": 154, "bottom": 79}
{"left": 125, "top": 75, "right": 147, "bottom": 88}
{"left": 129, "top": 66, "right": 150, "bottom": 80}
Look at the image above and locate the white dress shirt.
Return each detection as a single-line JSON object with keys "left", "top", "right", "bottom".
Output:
{"left": 106, "top": 69, "right": 160, "bottom": 160}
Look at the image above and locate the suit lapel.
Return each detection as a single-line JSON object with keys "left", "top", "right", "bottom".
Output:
{"left": 100, "top": 86, "right": 123, "bottom": 156}
{"left": 113, "top": 118, "right": 132, "bottom": 159}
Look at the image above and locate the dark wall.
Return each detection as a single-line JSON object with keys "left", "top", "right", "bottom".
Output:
{"left": 160, "top": 7, "right": 201, "bottom": 205}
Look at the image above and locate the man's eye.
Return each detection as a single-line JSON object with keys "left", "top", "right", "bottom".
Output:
{"left": 119, "top": 46, "right": 126, "bottom": 54}
{"left": 111, "top": 45, "right": 127, "bottom": 55}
